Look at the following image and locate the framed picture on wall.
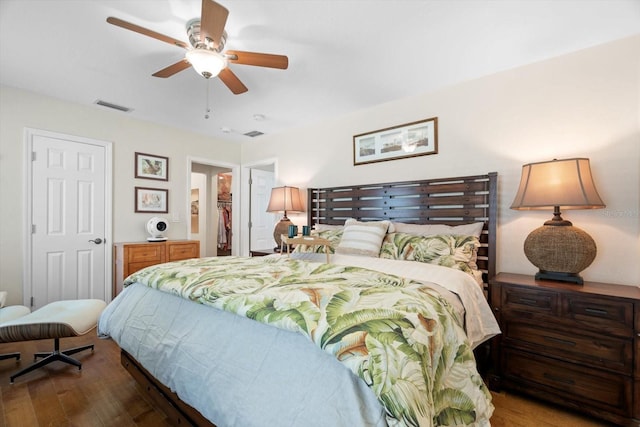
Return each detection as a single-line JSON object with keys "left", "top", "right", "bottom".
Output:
{"left": 135, "top": 187, "right": 169, "bottom": 213}
{"left": 353, "top": 117, "right": 438, "bottom": 165}
{"left": 135, "top": 152, "right": 169, "bottom": 181}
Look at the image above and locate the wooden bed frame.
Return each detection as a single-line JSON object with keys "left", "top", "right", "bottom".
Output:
{"left": 120, "top": 172, "right": 499, "bottom": 427}
{"left": 307, "top": 172, "right": 497, "bottom": 289}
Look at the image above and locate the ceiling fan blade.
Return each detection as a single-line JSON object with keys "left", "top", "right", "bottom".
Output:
{"left": 106, "top": 17, "right": 188, "bottom": 49}
{"left": 152, "top": 59, "right": 192, "bottom": 78}
{"left": 218, "top": 68, "right": 248, "bottom": 94}
{"left": 225, "top": 50, "right": 289, "bottom": 69}
{"left": 200, "top": 0, "right": 229, "bottom": 48}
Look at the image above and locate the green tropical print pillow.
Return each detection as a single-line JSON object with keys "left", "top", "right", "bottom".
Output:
{"left": 380, "top": 233, "right": 480, "bottom": 276}
{"left": 291, "top": 229, "right": 343, "bottom": 254}
{"left": 125, "top": 256, "right": 493, "bottom": 427}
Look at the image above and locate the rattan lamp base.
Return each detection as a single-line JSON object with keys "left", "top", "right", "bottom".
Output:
{"left": 524, "top": 224, "right": 597, "bottom": 285}
{"left": 273, "top": 218, "right": 293, "bottom": 251}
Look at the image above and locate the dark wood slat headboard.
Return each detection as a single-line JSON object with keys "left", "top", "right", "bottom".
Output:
{"left": 307, "top": 172, "right": 498, "bottom": 287}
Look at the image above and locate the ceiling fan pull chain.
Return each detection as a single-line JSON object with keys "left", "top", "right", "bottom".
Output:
{"left": 205, "top": 78, "right": 211, "bottom": 119}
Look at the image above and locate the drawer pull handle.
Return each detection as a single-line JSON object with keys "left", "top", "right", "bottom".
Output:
{"left": 584, "top": 307, "right": 608, "bottom": 316}
{"left": 544, "top": 336, "right": 576, "bottom": 347}
{"left": 518, "top": 298, "right": 538, "bottom": 305}
{"left": 543, "top": 373, "right": 575, "bottom": 385}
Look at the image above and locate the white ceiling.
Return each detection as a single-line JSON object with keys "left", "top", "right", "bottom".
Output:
{"left": 1, "top": 0, "right": 639, "bottom": 142}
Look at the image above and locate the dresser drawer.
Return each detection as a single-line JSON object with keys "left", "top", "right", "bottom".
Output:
{"left": 167, "top": 242, "right": 199, "bottom": 260}
{"left": 127, "top": 261, "right": 160, "bottom": 276}
{"left": 503, "top": 348, "right": 632, "bottom": 416}
{"left": 504, "top": 321, "right": 632, "bottom": 373}
{"left": 563, "top": 294, "right": 634, "bottom": 337}
{"left": 126, "top": 245, "right": 164, "bottom": 263}
{"left": 502, "top": 286, "right": 558, "bottom": 314}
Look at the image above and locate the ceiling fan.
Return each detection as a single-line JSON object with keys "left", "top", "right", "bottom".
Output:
{"left": 107, "top": 0, "right": 288, "bottom": 95}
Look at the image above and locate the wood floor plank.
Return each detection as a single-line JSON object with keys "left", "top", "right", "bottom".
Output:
{"left": 1, "top": 381, "right": 38, "bottom": 427}
{"left": 1, "top": 333, "right": 615, "bottom": 426}
{"left": 490, "top": 390, "right": 611, "bottom": 427}
{"left": 28, "top": 375, "right": 68, "bottom": 426}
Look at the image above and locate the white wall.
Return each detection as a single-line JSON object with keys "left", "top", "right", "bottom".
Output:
{"left": 0, "top": 86, "right": 240, "bottom": 304}
{"left": 241, "top": 35, "right": 640, "bottom": 286}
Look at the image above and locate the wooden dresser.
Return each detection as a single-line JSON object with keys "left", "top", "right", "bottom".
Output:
{"left": 113, "top": 240, "right": 200, "bottom": 296}
{"left": 488, "top": 272, "right": 640, "bottom": 426}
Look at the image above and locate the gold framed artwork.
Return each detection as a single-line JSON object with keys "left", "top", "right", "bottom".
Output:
{"left": 135, "top": 152, "right": 169, "bottom": 181}
{"left": 353, "top": 117, "right": 438, "bottom": 166}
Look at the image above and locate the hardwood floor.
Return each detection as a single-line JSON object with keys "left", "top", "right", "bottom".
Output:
{"left": 0, "top": 334, "right": 613, "bottom": 426}
{"left": 0, "top": 334, "right": 172, "bottom": 427}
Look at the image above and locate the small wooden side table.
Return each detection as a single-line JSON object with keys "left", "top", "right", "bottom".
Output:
{"left": 280, "top": 235, "right": 332, "bottom": 263}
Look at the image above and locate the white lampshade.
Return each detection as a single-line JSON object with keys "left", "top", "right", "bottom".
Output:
{"left": 186, "top": 49, "right": 227, "bottom": 78}
{"left": 511, "top": 158, "right": 605, "bottom": 210}
{"left": 266, "top": 186, "right": 304, "bottom": 218}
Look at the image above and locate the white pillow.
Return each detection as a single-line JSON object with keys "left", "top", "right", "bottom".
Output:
{"left": 335, "top": 219, "right": 390, "bottom": 257}
{"left": 391, "top": 222, "right": 484, "bottom": 238}
{"left": 313, "top": 223, "right": 344, "bottom": 232}
{"left": 314, "top": 221, "right": 395, "bottom": 233}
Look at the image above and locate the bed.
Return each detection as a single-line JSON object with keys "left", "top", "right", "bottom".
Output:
{"left": 98, "top": 172, "right": 499, "bottom": 427}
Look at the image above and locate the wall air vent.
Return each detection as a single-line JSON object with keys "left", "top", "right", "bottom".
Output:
{"left": 244, "top": 130, "right": 264, "bottom": 138}
{"left": 94, "top": 100, "right": 133, "bottom": 113}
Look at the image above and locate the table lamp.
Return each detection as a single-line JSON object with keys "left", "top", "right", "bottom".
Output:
{"left": 510, "top": 158, "right": 605, "bottom": 284}
{"left": 266, "top": 186, "right": 304, "bottom": 250}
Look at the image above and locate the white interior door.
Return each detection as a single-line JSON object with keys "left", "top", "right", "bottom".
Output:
{"left": 26, "top": 130, "right": 111, "bottom": 309}
{"left": 250, "top": 169, "right": 276, "bottom": 250}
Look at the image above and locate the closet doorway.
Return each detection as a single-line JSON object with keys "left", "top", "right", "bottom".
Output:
{"left": 189, "top": 159, "right": 239, "bottom": 257}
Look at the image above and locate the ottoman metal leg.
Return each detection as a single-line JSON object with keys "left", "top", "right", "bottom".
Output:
{"left": 10, "top": 338, "right": 94, "bottom": 383}
{"left": 0, "top": 352, "right": 20, "bottom": 361}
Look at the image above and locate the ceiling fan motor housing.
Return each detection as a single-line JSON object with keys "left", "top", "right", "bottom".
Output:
{"left": 187, "top": 19, "right": 226, "bottom": 52}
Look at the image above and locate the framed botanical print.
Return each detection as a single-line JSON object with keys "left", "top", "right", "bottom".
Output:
{"left": 135, "top": 187, "right": 168, "bottom": 213}
{"left": 135, "top": 152, "right": 169, "bottom": 181}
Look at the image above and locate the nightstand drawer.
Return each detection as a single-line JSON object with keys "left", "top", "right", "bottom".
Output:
{"left": 564, "top": 294, "right": 634, "bottom": 336}
{"left": 502, "top": 286, "right": 558, "bottom": 314}
{"left": 503, "top": 348, "right": 632, "bottom": 416}
{"left": 504, "top": 322, "right": 632, "bottom": 373}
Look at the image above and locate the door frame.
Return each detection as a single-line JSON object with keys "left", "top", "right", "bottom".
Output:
{"left": 23, "top": 127, "right": 113, "bottom": 305}
{"left": 187, "top": 156, "right": 240, "bottom": 256}
{"left": 240, "top": 158, "right": 278, "bottom": 256}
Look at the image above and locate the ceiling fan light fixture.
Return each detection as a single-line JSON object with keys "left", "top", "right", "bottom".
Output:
{"left": 186, "top": 49, "right": 227, "bottom": 78}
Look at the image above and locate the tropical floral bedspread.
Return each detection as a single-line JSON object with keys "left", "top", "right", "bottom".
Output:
{"left": 124, "top": 256, "right": 492, "bottom": 427}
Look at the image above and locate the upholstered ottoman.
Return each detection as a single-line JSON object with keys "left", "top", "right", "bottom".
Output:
{"left": 0, "top": 303, "right": 31, "bottom": 362}
{"left": 0, "top": 299, "right": 107, "bottom": 383}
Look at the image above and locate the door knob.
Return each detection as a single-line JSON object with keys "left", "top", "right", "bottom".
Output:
{"left": 89, "top": 238, "right": 103, "bottom": 244}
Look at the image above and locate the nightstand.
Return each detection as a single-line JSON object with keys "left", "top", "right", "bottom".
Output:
{"left": 489, "top": 272, "right": 640, "bottom": 426}
{"left": 249, "top": 248, "right": 278, "bottom": 257}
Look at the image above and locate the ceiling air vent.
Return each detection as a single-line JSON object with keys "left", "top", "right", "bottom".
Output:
{"left": 244, "top": 130, "right": 264, "bottom": 138}
{"left": 94, "top": 100, "right": 133, "bottom": 113}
